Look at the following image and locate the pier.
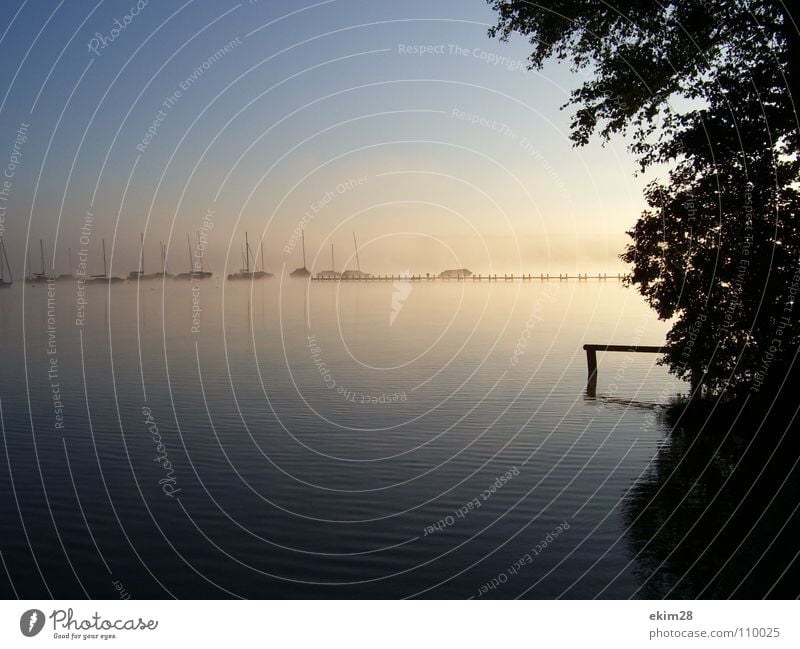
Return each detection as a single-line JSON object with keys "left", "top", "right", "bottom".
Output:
{"left": 311, "top": 273, "right": 625, "bottom": 282}
{"left": 583, "top": 344, "right": 665, "bottom": 397}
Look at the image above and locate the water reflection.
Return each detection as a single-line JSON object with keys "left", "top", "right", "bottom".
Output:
{"left": 623, "top": 413, "right": 800, "bottom": 598}
{"left": 0, "top": 279, "right": 720, "bottom": 598}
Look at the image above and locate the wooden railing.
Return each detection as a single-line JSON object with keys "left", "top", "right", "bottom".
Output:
{"left": 582, "top": 344, "right": 665, "bottom": 397}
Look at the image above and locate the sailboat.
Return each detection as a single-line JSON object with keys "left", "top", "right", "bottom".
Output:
{"left": 341, "top": 232, "right": 371, "bottom": 279}
{"left": 289, "top": 231, "right": 311, "bottom": 278}
{"left": 227, "top": 232, "right": 272, "bottom": 280}
{"left": 316, "top": 243, "right": 341, "bottom": 279}
{"left": 251, "top": 236, "right": 271, "bottom": 279}
{"left": 0, "top": 239, "right": 13, "bottom": 287}
{"left": 173, "top": 236, "right": 193, "bottom": 279}
{"left": 195, "top": 232, "right": 213, "bottom": 279}
{"left": 57, "top": 247, "right": 75, "bottom": 280}
{"left": 26, "top": 240, "right": 49, "bottom": 283}
{"left": 128, "top": 233, "right": 163, "bottom": 280}
{"left": 154, "top": 242, "right": 172, "bottom": 279}
{"left": 174, "top": 234, "right": 212, "bottom": 280}
{"left": 89, "top": 239, "right": 125, "bottom": 283}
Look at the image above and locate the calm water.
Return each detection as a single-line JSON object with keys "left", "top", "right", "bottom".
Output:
{"left": 0, "top": 278, "right": 797, "bottom": 598}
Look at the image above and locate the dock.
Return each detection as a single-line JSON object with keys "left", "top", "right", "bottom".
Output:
{"left": 583, "top": 344, "right": 665, "bottom": 397}
{"left": 311, "top": 273, "right": 625, "bottom": 282}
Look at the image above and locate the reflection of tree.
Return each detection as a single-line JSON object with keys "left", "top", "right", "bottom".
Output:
{"left": 622, "top": 419, "right": 800, "bottom": 598}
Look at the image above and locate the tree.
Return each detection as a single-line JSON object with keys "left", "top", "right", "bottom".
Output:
{"left": 488, "top": 0, "right": 800, "bottom": 398}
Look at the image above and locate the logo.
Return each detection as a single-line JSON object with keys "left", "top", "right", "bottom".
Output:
{"left": 20, "top": 609, "right": 45, "bottom": 637}
{"left": 390, "top": 270, "right": 413, "bottom": 326}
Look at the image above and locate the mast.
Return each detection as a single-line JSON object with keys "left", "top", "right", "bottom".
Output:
{"left": 302, "top": 231, "right": 307, "bottom": 269}
{"left": 245, "top": 232, "right": 250, "bottom": 273}
{"left": 186, "top": 234, "right": 192, "bottom": 272}
{"left": 0, "top": 240, "right": 4, "bottom": 281}
{"left": 67, "top": 247, "right": 72, "bottom": 275}
{"left": 1, "top": 240, "right": 11, "bottom": 282}
{"left": 197, "top": 232, "right": 203, "bottom": 272}
{"left": 102, "top": 239, "right": 108, "bottom": 276}
{"left": 353, "top": 232, "right": 360, "bottom": 272}
{"left": 331, "top": 243, "right": 335, "bottom": 272}
{"left": 161, "top": 242, "right": 166, "bottom": 273}
{"left": 40, "top": 239, "right": 45, "bottom": 276}
{"left": 260, "top": 237, "right": 265, "bottom": 273}
{"left": 139, "top": 233, "right": 144, "bottom": 274}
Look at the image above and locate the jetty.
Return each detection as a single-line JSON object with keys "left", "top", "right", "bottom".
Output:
{"left": 582, "top": 343, "right": 665, "bottom": 397}
{"left": 312, "top": 273, "right": 625, "bottom": 282}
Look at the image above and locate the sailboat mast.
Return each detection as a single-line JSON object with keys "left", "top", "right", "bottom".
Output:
{"left": 245, "top": 232, "right": 250, "bottom": 273}
{"left": 68, "top": 247, "right": 72, "bottom": 275}
{"left": 140, "top": 233, "right": 144, "bottom": 274}
{"left": 5, "top": 241, "right": 13, "bottom": 282}
{"left": 9, "top": 243, "right": 13, "bottom": 282}
{"left": 302, "top": 231, "right": 307, "bottom": 269}
{"left": 40, "top": 239, "right": 45, "bottom": 276}
{"left": 102, "top": 239, "right": 108, "bottom": 276}
{"left": 331, "top": 243, "right": 334, "bottom": 272}
{"left": 186, "top": 234, "right": 193, "bottom": 272}
{"left": 261, "top": 238, "right": 265, "bottom": 273}
{"left": 197, "top": 232, "right": 203, "bottom": 272}
{"left": 353, "top": 232, "right": 360, "bottom": 272}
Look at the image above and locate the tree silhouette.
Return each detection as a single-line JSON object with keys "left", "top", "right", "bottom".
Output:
{"left": 488, "top": 1, "right": 800, "bottom": 398}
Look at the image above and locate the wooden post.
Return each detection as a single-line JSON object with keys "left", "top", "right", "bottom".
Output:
{"left": 586, "top": 347, "right": 598, "bottom": 398}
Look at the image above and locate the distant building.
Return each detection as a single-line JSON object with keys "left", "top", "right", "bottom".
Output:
{"left": 316, "top": 270, "right": 341, "bottom": 279}
{"left": 438, "top": 268, "right": 472, "bottom": 279}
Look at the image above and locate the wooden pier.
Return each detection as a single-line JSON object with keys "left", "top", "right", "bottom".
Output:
{"left": 311, "top": 273, "right": 624, "bottom": 282}
{"left": 583, "top": 344, "right": 665, "bottom": 397}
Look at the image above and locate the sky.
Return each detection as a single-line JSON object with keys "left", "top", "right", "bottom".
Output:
{"left": 0, "top": 0, "right": 651, "bottom": 277}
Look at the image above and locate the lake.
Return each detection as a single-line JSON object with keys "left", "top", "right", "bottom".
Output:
{"left": 1, "top": 277, "right": 796, "bottom": 598}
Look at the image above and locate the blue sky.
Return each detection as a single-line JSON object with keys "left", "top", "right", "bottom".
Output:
{"left": 0, "top": 0, "right": 648, "bottom": 275}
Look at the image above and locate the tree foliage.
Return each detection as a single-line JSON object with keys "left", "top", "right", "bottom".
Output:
{"left": 489, "top": 0, "right": 800, "bottom": 397}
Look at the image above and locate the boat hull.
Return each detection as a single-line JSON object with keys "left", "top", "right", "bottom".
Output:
{"left": 227, "top": 271, "right": 272, "bottom": 280}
